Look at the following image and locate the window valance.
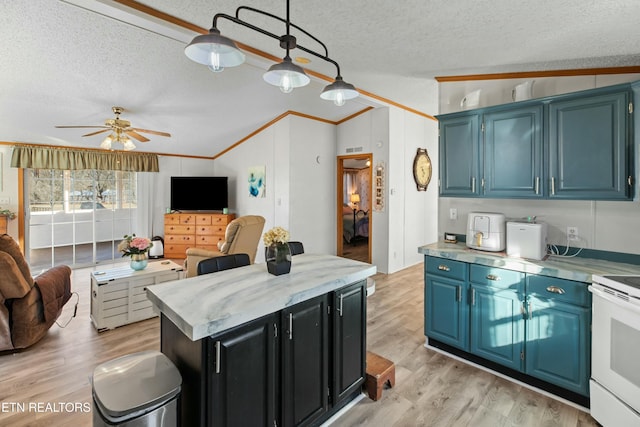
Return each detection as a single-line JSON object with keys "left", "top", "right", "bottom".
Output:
{"left": 10, "top": 145, "right": 159, "bottom": 172}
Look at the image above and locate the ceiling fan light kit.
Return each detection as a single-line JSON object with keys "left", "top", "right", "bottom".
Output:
{"left": 184, "top": 0, "right": 358, "bottom": 106}
{"left": 56, "top": 106, "right": 171, "bottom": 151}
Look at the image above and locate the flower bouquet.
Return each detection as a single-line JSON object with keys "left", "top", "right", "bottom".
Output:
{"left": 263, "top": 226, "right": 291, "bottom": 276}
{"left": 118, "top": 234, "right": 153, "bottom": 270}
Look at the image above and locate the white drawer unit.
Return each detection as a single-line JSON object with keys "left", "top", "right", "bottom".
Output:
{"left": 91, "top": 261, "right": 184, "bottom": 331}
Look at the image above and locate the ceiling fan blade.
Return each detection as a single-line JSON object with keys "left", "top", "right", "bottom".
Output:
{"left": 82, "top": 129, "right": 111, "bottom": 137}
{"left": 126, "top": 130, "right": 150, "bottom": 142}
{"left": 55, "top": 125, "right": 109, "bottom": 129}
{"left": 130, "top": 128, "right": 171, "bottom": 137}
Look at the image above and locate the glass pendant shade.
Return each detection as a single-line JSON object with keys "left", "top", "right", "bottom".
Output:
{"left": 320, "top": 76, "right": 359, "bottom": 106}
{"left": 184, "top": 29, "right": 246, "bottom": 70}
{"left": 100, "top": 134, "right": 114, "bottom": 150}
{"left": 263, "top": 57, "right": 310, "bottom": 93}
{"left": 122, "top": 138, "right": 136, "bottom": 151}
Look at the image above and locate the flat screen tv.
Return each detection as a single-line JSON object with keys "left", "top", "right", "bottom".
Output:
{"left": 170, "top": 176, "right": 228, "bottom": 212}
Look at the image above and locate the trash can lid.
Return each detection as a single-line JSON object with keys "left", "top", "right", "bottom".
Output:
{"left": 92, "top": 350, "right": 181, "bottom": 419}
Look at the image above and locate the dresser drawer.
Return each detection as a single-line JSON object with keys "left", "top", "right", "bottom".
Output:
{"left": 178, "top": 214, "right": 196, "bottom": 225}
{"left": 196, "top": 235, "right": 223, "bottom": 246}
{"left": 164, "top": 214, "right": 181, "bottom": 225}
{"left": 164, "top": 234, "right": 196, "bottom": 244}
{"left": 425, "top": 256, "right": 467, "bottom": 281}
{"left": 196, "top": 225, "right": 226, "bottom": 236}
{"left": 211, "top": 214, "right": 233, "bottom": 225}
{"left": 526, "top": 275, "right": 590, "bottom": 307}
{"left": 470, "top": 264, "right": 525, "bottom": 290}
{"left": 164, "top": 244, "right": 191, "bottom": 258}
{"left": 165, "top": 225, "right": 195, "bottom": 235}
{"left": 196, "top": 215, "right": 212, "bottom": 225}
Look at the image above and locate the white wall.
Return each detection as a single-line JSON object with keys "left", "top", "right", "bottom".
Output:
{"left": 437, "top": 74, "right": 640, "bottom": 255}
{"left": 213, "top": 115, "right": 337, "bottom": 263}
{"left": 289, "top": 116, "right": 337, "bottom": 255}
{"left": 337, "top": 104, "right": 439, "bottom": 274}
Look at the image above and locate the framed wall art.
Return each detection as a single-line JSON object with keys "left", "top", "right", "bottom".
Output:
{"left": 374, "top": 162, "right": 384, "bottom": 212}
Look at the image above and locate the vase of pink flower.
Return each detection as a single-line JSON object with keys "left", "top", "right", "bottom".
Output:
{"left": 118, "top": 234, "right": 153, "bottom": 271}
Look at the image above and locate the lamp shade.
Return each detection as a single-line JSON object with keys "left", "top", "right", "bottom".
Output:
{"left": 263, "top": 57, "right": 310, "bottom": 93}
{"left": 184, "top": 28, "right": 246, "bottom": 70}
{"left": 320, "top": 76, "right": 359, "bottom": 106}
{"left": 350, "top": 193, "right": 360, "bottom": 203}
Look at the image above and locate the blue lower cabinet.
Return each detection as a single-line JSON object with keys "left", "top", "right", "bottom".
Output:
{"left": 424, "top": 256, "right": 592, "bottom": 400}
{"left": 425, "top": 275, "right": 469, "bottom": 351}
{"left": 470, "top": 284, "right": 524, "bottom": 371}
{"left": 525, "top": 297, "right": 591, "bottom": 396}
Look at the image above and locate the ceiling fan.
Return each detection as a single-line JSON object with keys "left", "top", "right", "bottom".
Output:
{"left": 55, "top": 106, "right": 171, "bottom": 151}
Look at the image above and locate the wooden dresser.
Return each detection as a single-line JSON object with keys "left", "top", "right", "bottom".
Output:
{"left": 0, "top": 216, "right": 7, "bottom": 234}
{"left": 164, "top": 213, "right": 235, "bottom": 259}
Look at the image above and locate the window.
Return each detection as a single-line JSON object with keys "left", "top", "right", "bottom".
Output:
{"left": 26, "top": 169, "right": 138, "bottom": 271}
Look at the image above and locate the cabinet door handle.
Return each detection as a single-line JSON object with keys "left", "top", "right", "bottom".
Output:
{"left": 471, "top": 177, "right": 476, "bottom": 193}
{"left": 486, "top": 274, "right": 500, "bottom": 281}
{"left": 481, "top": 177, "right": 485, "bottom": 193}
{"left": 456, "top": 286, "right": 461, "bottom": 302}
{"left": 470, "top": 288, "right": 476, "bottom": 305}
{"left": 550, "top": 177, "right": 556, "bottom": 196}
{"left": 288, "top": 313, "right": 293, "bottom": 340}
{"left": 546, "top": 285, "right": 566, "bottom": 295}
{"left": 528, "top": 301, "right": 533, "bottom": 320}
{"left": 438, "top": 265, "right": 450, "bottom": 272}
{"left": 628, "top": 176, "right": 633, "bottom": 187}
{"left": 520, "top": 302, "right": 526, "bottom": 320}
{"left": 535, "top": 176, "right": 540, "bottom": 195}
{"left": 338, "top": 294, "right": 344, "bottom": 317}
{"left": 215, "top": 341, "right": 221, "bottom": 374}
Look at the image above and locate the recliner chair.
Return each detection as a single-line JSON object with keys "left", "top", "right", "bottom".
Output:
{"left": 185, "top": 215, "right": 265, "bottom": 277}
{"left": 0, "top": 234, "right": 72, "bottom": 351}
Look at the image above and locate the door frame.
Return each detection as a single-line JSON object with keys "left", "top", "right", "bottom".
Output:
{"left": 336, "top": 153, "right": 372, "bottom": 263}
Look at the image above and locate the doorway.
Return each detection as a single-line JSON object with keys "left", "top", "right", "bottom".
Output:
{"left": 337, "top": 154, "right": 372, "bottom": 263}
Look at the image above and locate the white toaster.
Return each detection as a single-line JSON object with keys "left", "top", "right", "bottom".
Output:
{"left": 466, "top": 212, "right": 506, "bottom": 252}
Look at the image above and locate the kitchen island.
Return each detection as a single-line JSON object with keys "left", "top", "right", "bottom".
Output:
{"left": 418, "top": 241, "right": 640, "bottom": 408}
{"left": 146, "top": 253, "right": 376, "bottom": 427}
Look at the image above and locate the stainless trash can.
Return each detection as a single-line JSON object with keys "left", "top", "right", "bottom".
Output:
{"left": 92, "top": 350, "right": 181, "bottom": 426}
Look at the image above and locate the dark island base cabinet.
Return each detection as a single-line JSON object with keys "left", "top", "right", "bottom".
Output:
{"left": 161, "top": 280, "right": 366, "bottom": 427}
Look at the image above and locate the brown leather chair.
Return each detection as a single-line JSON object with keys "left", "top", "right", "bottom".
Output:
{"left": 0, "top": 234, "right": 72, "bottom": 351}
{"left": 185, "top": 215, "right": 265, "bottom": 277}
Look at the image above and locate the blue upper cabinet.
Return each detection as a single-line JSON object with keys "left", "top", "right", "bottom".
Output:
{"left": 484, "top": 105, "right": 544, "bottom": 198}
{"left": 548, "top": 90, "right": 632, "bottom": 200}
{"left": 438, "top": 114, "right": 481, "bottom": 196}
{"left": 437, "top": 82, "right": 635, "bottom": 200}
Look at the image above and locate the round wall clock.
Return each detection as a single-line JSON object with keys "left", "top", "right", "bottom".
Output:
{"left": 412, "top": 148, "right": 432, "bottom": 191}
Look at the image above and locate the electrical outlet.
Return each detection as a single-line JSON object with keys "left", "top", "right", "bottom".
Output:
{"left": 0, "top": 197, "right": 9, "bottom": 205}
{"left": 567, "top": 226, "right": 579, "bottom": 241}
{"left": 449, "top": 208, "right": 457, "bottom": 220}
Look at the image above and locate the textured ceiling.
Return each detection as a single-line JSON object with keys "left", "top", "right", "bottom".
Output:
{"left": 1, "top": 0, "right": 639, "bottom": 157}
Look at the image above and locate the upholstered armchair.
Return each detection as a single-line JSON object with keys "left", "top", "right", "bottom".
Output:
{"left": 0, "top": 234, "right": 72, "bottom": 351}
{"left": 185, "top": 215, "right": 265, "bottom": 278}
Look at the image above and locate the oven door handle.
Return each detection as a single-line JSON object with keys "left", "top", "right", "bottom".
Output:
{"left": 589, "top": 286, "right": 640, "bottom": 314}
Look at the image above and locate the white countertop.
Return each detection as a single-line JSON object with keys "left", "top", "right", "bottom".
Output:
{"left": 418, "top": 241, "right": 640, "bottom": 283}
{"left": 146, "top": 253, "right": 376, "bottom": 341}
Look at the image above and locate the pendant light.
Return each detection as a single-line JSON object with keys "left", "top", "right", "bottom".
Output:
{"left": 320, "top": 76, "right": 359, "bottom": 106}
{"left": 184, "top": 28, "right": 246, "bottom": 73}
{"left": 263, "top": 56, "right": 310, "bottom": 93}
{"left": 184, "top": 0, "right": 358, "bottom": 105}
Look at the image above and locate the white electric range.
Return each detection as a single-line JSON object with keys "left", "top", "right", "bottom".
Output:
{"left": 589, "top": 275, "right": 640, "bottom": 426}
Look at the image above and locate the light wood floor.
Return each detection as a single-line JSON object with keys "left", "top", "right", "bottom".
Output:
{"left": 0, "top": 261, "right": 599, "bottom": 427}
